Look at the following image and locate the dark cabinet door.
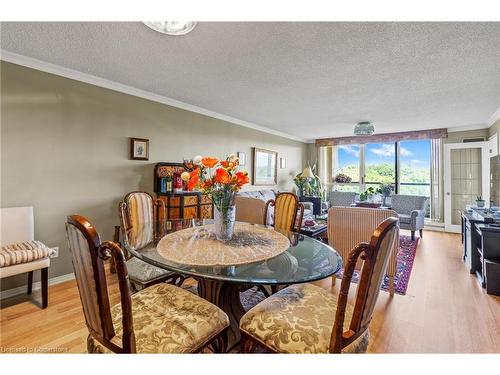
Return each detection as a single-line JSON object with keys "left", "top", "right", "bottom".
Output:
{"left": 465, "top": 222, "right": 473, "bottom": 272}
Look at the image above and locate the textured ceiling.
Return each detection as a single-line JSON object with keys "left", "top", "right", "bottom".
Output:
{"left": 1, "top": 22, "right": 499, "bottom": 141}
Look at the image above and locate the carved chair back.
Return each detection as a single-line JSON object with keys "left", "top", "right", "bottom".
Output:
{"left": 330, "top": 216, "right": 399, "bottom": 353}
{"left": 119, "top": 191, "right": 165, "bottom": 252}
{"left": 264, "top": 192, "right": 304, "bottom": 232}
{"left": 65, "top": 215, "right": 136, "bottom": 353}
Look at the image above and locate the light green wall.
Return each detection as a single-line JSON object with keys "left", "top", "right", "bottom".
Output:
{"left": 0, "top": 61, "right": 308, "bottom": 291}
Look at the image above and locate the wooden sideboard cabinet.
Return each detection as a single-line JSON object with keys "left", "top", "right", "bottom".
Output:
{"left": 154, "top": 162, "right": 213, "bottom": 220}
{"left": 158, "top": 192, "right": 213, "bottom": 220}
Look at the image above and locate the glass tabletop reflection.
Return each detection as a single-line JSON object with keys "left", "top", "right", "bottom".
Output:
{"left": 121, "top": 219, "right": 342, "bottom": 285}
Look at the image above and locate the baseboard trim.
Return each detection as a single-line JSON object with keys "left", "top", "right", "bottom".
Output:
{"left": 0, "top": 272, "right": 75, "bottom": 300}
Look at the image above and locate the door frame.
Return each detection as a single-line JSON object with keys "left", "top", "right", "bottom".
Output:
{"left": 443, "top": 141, "right": 490, "bottom": 233}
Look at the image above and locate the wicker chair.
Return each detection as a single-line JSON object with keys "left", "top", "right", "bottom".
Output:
{"left": 328, "top": 206, "right": 399, "bottom": 295}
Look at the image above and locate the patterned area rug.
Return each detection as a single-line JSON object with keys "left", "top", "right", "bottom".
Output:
{"left": 335, "top": 235, "right": 419, "bottom": 295}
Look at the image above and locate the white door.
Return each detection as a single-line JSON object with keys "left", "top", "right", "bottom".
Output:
{"left": 444, "top": 142, "right": 490, "bottom": 232}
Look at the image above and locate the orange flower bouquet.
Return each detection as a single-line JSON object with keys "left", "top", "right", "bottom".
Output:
{"left": 181, "top": 154, "right": 249, "bottom": 240}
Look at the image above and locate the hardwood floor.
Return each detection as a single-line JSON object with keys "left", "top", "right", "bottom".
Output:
{"left": 1, "top": 230, "right": 499, "bottom": 353}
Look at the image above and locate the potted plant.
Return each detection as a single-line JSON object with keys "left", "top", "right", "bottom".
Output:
{"left": 359, "top": 187, "right": 377, "bottom": 202}
{"left": 294, "top": 162, "right": 326, "bottom": 215}
{"left": 376, "top": 183, "right": 394, "bottom": 206}
{"left": 476, "top": 195, "right": 485, "bottom": 208}
{"left": 294, "top": 162, "right": 325, "bottom": 200}
{"left": 334, "top": 173, "right": 352, "bottom": 184}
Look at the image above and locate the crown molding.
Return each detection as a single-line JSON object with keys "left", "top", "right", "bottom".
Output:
{"left": 0, "top": 50, "right": 309, "bottom": 143}
{"left": 487, "top": 106, "right": 500, "bottom": 128}
{"left": 447, "top": 123, "right": 489, "bottom": 133}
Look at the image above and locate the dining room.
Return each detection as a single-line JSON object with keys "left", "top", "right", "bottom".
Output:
{"left": 1, "top": 2, "right": 500, "bottom": 374}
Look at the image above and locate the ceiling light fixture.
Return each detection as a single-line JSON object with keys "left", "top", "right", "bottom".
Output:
{"left": 354, "top": 121, "right": 375, "bottom": 136}
{"left": 143, "top": 21, "right": 197, "bottom": 36}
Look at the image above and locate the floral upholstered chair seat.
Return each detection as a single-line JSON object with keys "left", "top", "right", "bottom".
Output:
{"left": 125, "top": 257, "right": 173, "bottom": 284}
{"left": 90, "top": 283, "right": 229, "bottom": 353}
{"left": 239, "top": 283, "right": 369, "bottom": 354}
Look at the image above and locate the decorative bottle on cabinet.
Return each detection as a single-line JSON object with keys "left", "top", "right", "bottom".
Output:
{"left": 173, "top": 172, "right": 183, "bottom": 193}
{"left": 165, "top": 174, "right": 173, "bottom": 192}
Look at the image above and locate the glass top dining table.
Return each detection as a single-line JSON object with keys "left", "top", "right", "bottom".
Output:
{"left": 121, "top": 219, "right": 342, "bottom": 285}
{"left": 121, "top": 219, "right": 343, "bottom": 350}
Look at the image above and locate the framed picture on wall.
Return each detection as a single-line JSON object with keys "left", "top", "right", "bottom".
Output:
{"left": 280, "top": 157, "right": 286, "bottom": 169}
{"left": 237, "top": 152, "right": 246, "bottom": 166}
{"left": 252, "top": 147, "right": 277, "bottom": 185}
{"left": 130, "top": 138, "right": 149, "bottom": 160}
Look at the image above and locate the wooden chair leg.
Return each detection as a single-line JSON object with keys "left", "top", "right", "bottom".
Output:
{"left": 27, "top": 271, "right": 33, "bottom": 295}
{"left": 41, "top": 267, "right": 48, "bottom": 308}
{"left": 332, "top": 275, "right": 336, "bottom": 287}
{"left": 388, "top": 275, "right": 395, "bottom": 296}
{"left": 210, "top": 329, "right": 228, "bottom": 353}
{"left": 110, "top": 225, "right": 120, "bottom": 274}
{"left": 240, "top": 331, "right": 261, "bottom": 353}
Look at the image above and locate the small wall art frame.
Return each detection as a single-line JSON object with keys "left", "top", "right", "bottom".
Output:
{"left": 280, "top": 157, "right": 286, "bottom": 169}
{"left": 237, "top": 152, "right": 246, "bottom": 166}
{"left": 130, "top": 137, "right": 149, "bottom": 160}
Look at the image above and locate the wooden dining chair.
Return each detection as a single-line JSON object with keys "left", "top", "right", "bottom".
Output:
{"left": 264, "top": 192, "right": 304, "bottom": 232}
{"left": 65, "top": 215, "right": 229, "bottom": 353}
{"left": 118, "top": 191, "right": 183, "bottom": 291}
{"left": 259, "top": 192, "right": 305, "bottom": 297}
{"left": 240, "top": 217, "right": 399, "bottom": 354}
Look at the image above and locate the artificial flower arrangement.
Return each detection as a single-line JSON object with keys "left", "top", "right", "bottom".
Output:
{"left": 180, "top": 154, "right": 249, "bottom": 240}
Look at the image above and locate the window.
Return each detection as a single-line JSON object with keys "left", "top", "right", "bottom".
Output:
{"left": 365, "top": 142, "right": 396, "bottom": 191}
{"left": 330, "top": 139, "right": 432, "bottom": 215}
{"left": 399, "top": 140, "right": 431, "bottom": 197}
{"left": 336, "top": 145, "right": 361, "bottom": 192}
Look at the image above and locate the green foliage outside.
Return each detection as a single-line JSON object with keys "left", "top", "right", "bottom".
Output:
{"left": 337, "top": 163, "right": 430, "bottom": 197}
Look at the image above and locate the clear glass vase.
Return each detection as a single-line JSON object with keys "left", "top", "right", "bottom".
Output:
{"left": 214, "top": 204, "right": 236, "bottom": 241}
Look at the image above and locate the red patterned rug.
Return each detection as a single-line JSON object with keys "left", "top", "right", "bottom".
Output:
{"left": 335, "top": 235, "right": 419, "bottom": 295}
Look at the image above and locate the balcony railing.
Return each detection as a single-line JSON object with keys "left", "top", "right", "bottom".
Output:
{"left": 329, "top": 181, "right": 431, "bottom": 197}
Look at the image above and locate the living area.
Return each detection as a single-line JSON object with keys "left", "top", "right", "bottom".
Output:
{"left": 1, "top": 5, "right": 500, "bottom": 368}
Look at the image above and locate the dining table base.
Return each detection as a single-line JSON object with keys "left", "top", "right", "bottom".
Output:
{"left": 196, "top": 278, "right": 247, "bottom": 352}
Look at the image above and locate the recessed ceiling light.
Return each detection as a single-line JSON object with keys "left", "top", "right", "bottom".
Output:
{"left": 143, "top": 21, "right": 197, "bottom": 36}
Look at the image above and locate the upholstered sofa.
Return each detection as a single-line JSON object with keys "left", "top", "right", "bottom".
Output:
{"left": 235, "top": 189, "right": 313, "bottom": 225}
{"left": 390, "top": 195, "right": 428, "bottom": 240}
